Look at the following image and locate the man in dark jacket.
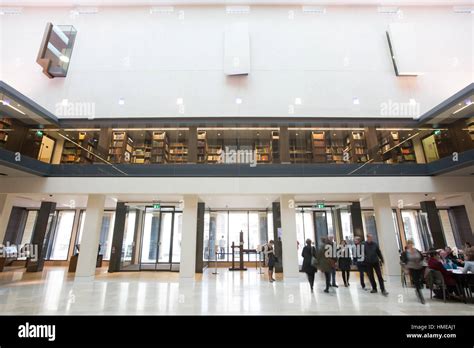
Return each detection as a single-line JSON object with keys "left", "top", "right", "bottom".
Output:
{"left": 365, "top": 233, "right": 388, "bottom": 296}
{"left": 353, "top": 236, "right": 367, "bottom": 289}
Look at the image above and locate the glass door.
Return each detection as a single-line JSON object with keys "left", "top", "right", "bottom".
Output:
{"left": 139, "top": 206, "right": 181, "bottom": 271}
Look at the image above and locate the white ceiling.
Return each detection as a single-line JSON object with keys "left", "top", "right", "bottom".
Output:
{"left": 2, "top": 0, "right": 472, "bottom": 6}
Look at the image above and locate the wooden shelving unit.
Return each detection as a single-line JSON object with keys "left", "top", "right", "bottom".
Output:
{"left": 197, "top": 131, "right": 207, "bottom": 163}
{"left": 0, "top": 118, "right": 12, "bottom": 149}
{"left": 255, "top": 143, "right": 271, "bottom": 163}
{"left": 61, "top": 132, "right": 98, "bottom": 164}
{"left": 132, "top": 142, "right": 151, "bottom": 164}
{"left": 207, "top": 145, "right": 222, "bottom": 163}
{"left": 311, "top": 131, "right": 326, "bottom": 163}
{"left": 326, "top": 138, "right": 345, "bottom": 163}
{"left": 108, "top": 131, "right": 133, "bottom": 163}
{"left": 290, "top": 138, "right": 312, "bottom": 163}
{"left": 169, "top": 142, "right": 188, "bottom": 163}
{"left": 380, "top": 131, "right": 416, "bottom": 163}
{"left": 151, "top": 131, "right": 169, "bottom": 164}
{"left": 345, "top": 131, "right": 368, "bottom": 163}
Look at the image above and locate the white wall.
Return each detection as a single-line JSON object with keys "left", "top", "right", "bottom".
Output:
{"left": 0, "top": 5, "right": 472, "bottom": 118}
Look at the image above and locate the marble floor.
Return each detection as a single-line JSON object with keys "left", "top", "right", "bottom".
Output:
{"left": 0, "top": 266, "right": 471, "bottom": 315}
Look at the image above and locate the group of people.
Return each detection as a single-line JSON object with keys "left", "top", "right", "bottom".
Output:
{"left": 262, "top": 236, "right": 473, "bottom": 303}
{"left": 301, "top": 234, "right": 388, "bottom": 295}
{"left": 401, "top": 241, "right": 474, "bottom": 303}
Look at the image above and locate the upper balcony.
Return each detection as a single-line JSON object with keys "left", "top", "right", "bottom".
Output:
{"left": 0, "top": 81, "right": 473, "bottom": 177}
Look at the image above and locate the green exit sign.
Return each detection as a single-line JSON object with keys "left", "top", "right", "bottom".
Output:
{"left": 433, "top": 129, "right": 441, "bottom": 136}
{"left": 315, "top": 203, "right": 325, "bottom": 209}
{"left": 153, "top": 203, "right": 161, "bottom": 209}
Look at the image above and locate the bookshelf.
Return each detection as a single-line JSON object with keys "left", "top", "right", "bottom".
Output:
{"left": 380, "top": 131, "right": 416, "bottom": 163}
{"left": 271, "top": 131, "right": 280, "bottom": 163}
{"left": 0, "top": 118, "right": 12, "bottom": 149}
{"left": 311, "top": 131, "right": 326, "bottom": 163}
{"left": 132, "top": 142, "right": 151, "bottom": 164}
{"left": 326, "top": 138, "right": 345, "bottom": 163}
{"left": 169, "top": 142, "right": 188, "bottom": 163}
{"left": 290, "top": 138, "right": 312, "bottom": 163}
{"left": 61, "top": 132, "right": 98, "bottom": 164}
{"left": 151, "top": 131, "right": 169, "bottom": 164}
{"left": 255, "top": 143, "right": 271, "bottom": 163}
{"left": 207, "top": 145, "right": 222, "bottom": 163}
{"left": 108, "top": 131, "right": 133, "bottom": 163}
{"left": 197, "top": 131, "right": 207, "bottom": 163}
{"left": 345, "top": 131, "right": 368, "bottom": 163}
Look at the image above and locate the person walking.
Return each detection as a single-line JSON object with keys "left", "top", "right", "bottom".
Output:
{"left": 353, "top": 236, "right": 367, "bottom": 290}
{"left": 301, "top": 238, "right": 318, "bottom": 292}
{"left": 264, "top": 240, "right": 276, "bottom": 283}
{"left": 328, "top": 235, "right": 338, "bottom": 287}
{"left": 218, "top": 235, "right": 226, "bottom": 260}
{"left": 317, "top": 237, "right": 334, "bottom": 293}
{"left": 338, "top": 239, "right": 352, "bottom": 287}
{"left": 365, "top": 233, "right": 388, "bottom": 296}
{"left": 400, "top": 240, "right": 426, "bottom": 304}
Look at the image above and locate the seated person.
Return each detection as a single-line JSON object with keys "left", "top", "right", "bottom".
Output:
{"left": 439, "top": 250, "right": 457, "bottom": 270}
{"left": 427, "top": 249, "right": 460, "bottom": 299}
{"left": 445, "top": 246, "right": 464, "bottom": 267}
{"left": 462, "top": 247, "right": 474, "bottom": 274}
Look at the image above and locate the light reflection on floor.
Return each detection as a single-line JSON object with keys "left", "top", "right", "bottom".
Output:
{"left": 0, "top": 267, "right": 471, "bottom": 315}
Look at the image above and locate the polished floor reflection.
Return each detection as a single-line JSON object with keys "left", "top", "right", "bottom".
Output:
{"left": 0, "top": 267, "right": 471, "bottom": 315}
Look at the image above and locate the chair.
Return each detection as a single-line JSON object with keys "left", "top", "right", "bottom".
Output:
{"left": 400, "top": 263, "right": 409, "bottom": 288}
{"left": 426, "top": 269, "right": 446, "bottom": 302}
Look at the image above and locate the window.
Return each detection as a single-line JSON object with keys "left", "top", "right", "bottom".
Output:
{"left": 77, "top": 211, "right": 115, "bottom": 261}
{"left": 340, "top": 210, "right": 353, "bottom": 241}
{"left": 46, "top": 210, "right": 75, "bottom": 260}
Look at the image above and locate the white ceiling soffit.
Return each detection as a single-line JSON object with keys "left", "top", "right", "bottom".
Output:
{"left": 3, "top": 0, "right": 474, "bottom": 7}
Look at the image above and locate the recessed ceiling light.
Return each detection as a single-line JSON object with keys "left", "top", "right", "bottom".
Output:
{"left": 294, "top": 98, "right": 302, "bottom": 105}
{"left": 409, "top": 98, "right": 416, "bottom": 105}
{"left": 176, "top": 98, "right": 183, "bottom": 105}
{"left": 61, "top": 99, "right": 68, "bottom": 106}
{"left": 217, "top": 133, "right": 221, "bottom": 136}
{"left": 235, "top": 98, "right": 242, "bottom": 104}
{"left": 179, "top": 133, "right": 182, "bottom": 136}
{"left": 353, "top": 97, "right": 360, "bottom": 105}
{"left": 118, "top": 98, "right": 125, "bottom": 105}
{"left": 256, "top": 132, "right": 260, "bottom": 136}
{"left": 295, "top": 133, "right": 299, "bottom": 136}
{"left": 333, "top": 133, "right": 337, "bottom": 136}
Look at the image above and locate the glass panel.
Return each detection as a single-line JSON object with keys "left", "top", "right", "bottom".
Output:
{"left": 99, "top": 212, "right": 115, "bottom": 260}
{"left": 326, "top": 210, "right": 334, "bottom": 237}
{"left": 140, "top": 209, "right": 160, "bottom": 264}
{"left": 203, "top": 212, "right": 211, "bottom": 261}
{"left": 48, "top": 211, "right": 75, "bottom": 260}
{"left": 392, "top": 210, "right": 402, "bottom": 252}
{"left": 419, "top": 212, "right": 434, "bottom": 250}
{"left": 340, "top": 210, "right": 353, "bottom": 241}
{"left": 439, "top": 210, "right": 456, "bottom": 248}
{"left": 401, "top": 210, "right": 424, "bottom": 251}
{"left": 172, "top": 212, "right": 182, "bottom": 263}
{"left": 20, "top": 211, "right": 38, "bottom": 246}
{"left": 267, "top": 211, "right": 273, "bottom": 242}
{"left": 215, "top": 212, "right": 229, "bottom": 261}
{"left": 296, "top": 211, "right": 305, "bottom": 265}
{"left": 248, "top": 212, "right": 259, "bottom": 262}
{"left": 314, "top": 211, "right": 327, "bottom": 245}
{"left": 158, "top": 212, "right": 173, "bottom": 263}
{"left": 121, "top": 210, "right": 136, "bottom": 266}
{"left": 362, "top": 210, "right": 378, "bottom": 243}
{"left": 228, "top": 212, "right": 248, "bottom": 263}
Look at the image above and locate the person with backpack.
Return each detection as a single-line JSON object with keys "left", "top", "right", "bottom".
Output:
{"left": 301, "top": 238, "right": 318, "bottom": 292}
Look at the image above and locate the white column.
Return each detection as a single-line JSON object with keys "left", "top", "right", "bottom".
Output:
{"left": 75, "top": 194, "right": 105, "bottom": 280}
{"left": 372, "top": 194, "right": 400, "bottom": 276}
{"left": 180, "top": 195, "right": 198, "bottom": 279}
{"left": 0, "top": 194, "right": 15, "bottom": 243}
{"left": 279, "top": 195, "right": 299, "bottom": 279}
{"left": 462, "top": 193, "right": 474, "bottom": 237}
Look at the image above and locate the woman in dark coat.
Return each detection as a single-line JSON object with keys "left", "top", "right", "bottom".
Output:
{"left": 317, "top": 237, "right": 334, "bottom": 293}
{"left": 301, "top": 238, "right": 317, "bottom": 292}
{"left": 338, "top": 240, "right": 352, "bottom": 287}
